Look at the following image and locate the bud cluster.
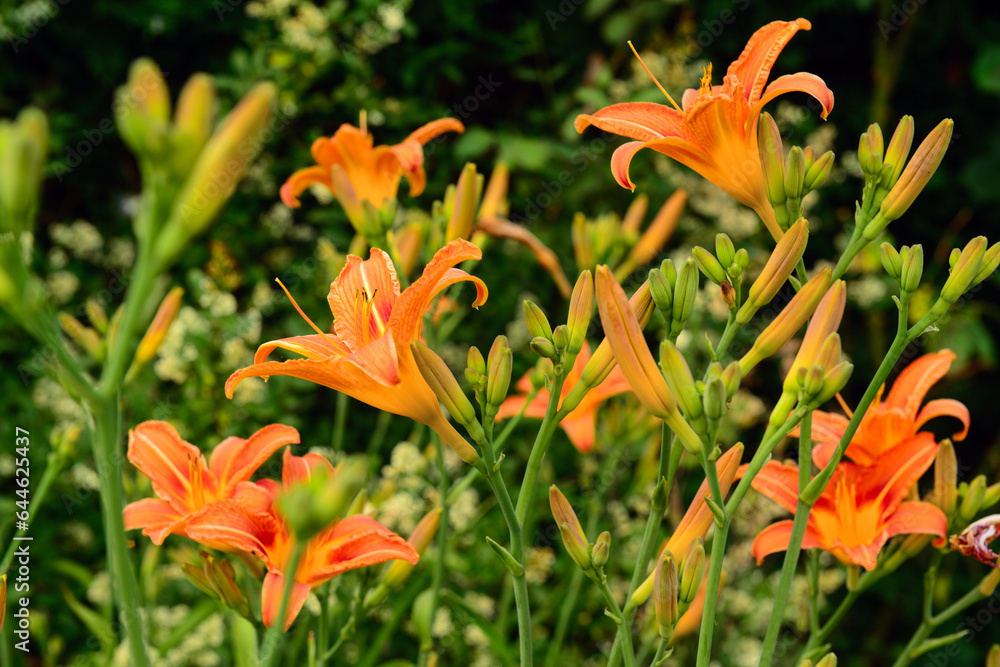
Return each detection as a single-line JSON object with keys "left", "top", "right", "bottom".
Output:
{"left": 758, "top": 112, "right": 834, "bottom": 231}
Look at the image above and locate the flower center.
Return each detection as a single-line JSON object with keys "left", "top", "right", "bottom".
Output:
{"left": 354, "top": 289, "right": 387, "bottom": 347}
{"left": 699, "top": 63, "right": 713, "bottom": 96}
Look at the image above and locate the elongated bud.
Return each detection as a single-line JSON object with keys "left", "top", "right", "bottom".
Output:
{"left": 171, "top": 73, "right": 217, "bottom": 177}
{"left": 758, "top": 112, "right": 786, "bottom": 207}
{"left": 721, "top": 362, "right": 740, "bottom": 400}
{"left": 814, "top": 654, "right": 838, "bottom": 667}
{"left": 622, "top": 194, "right": 649, "bottom": 235}
{"left": 530, "top": 336, "right": 558, "bottom": 359}
{"left": 524, "top": 300, "right": 553, "bottom": 340}
{"left": 115, "top": 58, "right": 170, "bottom": 157}
{"left": 784, "top": 146, "right": 806, "bottom": 200}
{"left": 662, "top": 258, "right": 678, "bottom": 287}
{"left": 959, "top": 475, "right": 987, "bottom": 523}
{"left": 981, "top": 568, "right": 1000, "bottom": 597}
{"left": 84, "top": 298, "right": 109, "bottom": 334}
{"left": 983, "top": 483, "right": 1000, "bottom": 511}
{"left": 479, "top": 162, "right": 509, "bottom": 219}
{"left": 0, "top": 107, "right": 49, "bottom": 230}
{"left": 660, "top": 340, "right": 703, "bottom": 420}
{"left": 591, "top": 531, "right": 611, "bottom": 569}
{"left": 446, "top": 163, "right": 481, "bottom": 242}
{"left": 739, "top": 268, "right": 831, "bottom": 374}
{"left": 157, "top": 82, "right": 277, "bottom": 263}
{"left": 679, "top": 540, "right": 705, "bottom": 605}
{"left": 737, "top": 219, "right": 809, "bottom": 325}
{"left": 933, "top": 440, "right": 958, "bottom": 517}
{"left": 815, "top": 361, "right": 853, "bottom": 405}
{"left": 881, "top": 243, "right": 902, "bottom": 280}
{"left": 940, "top": 237, "right": 986, "bottom": 303}
{"left": 972, "top": 242, "right": 1000, "bottom": 288}
{"left": 900, "top": 243, "right": 923, "bottom": 293}
{"left": 802, "top": 364, "right": 826, "bottom": 398}
{"left": 487, "top": 346, "right": 513, "bottom": 409}
{"left": 882, "top": 115, "right": 915, "bottom": 191}
{"left": 672, "top": 258, "right": 699, "bottom": 334}
{"left": 703, "top": 376, "right": 727, "bottom": 421}
{"left": 716, "top": 233, "right": 736, "bottom": 267}
{"left": 649, "top": 268, "right": 673, "bottom": 313}
{"left": 987, "top": 644, "right": 999, "bottom": 667}
{"left": 567, "top": 270, "right": 594, "bottom": 354}
{"left": 618, "top": 189, "right": 686, "bottom": 279}
{"left": 202, "top": 552, "right": 250, "bottom": 616}
{"left": 551, "top": 485, "right": 591, "bottom": 570}
{"left": 412, "top": 341, "right": 483, "bottom": 438}
{"left": 467, "top": 346, "right": 486, "bottom": 378}
{"left": 804, "top": 150, "right": 834, "bottom": 191}
{"left": 784, "top": 280, "right": 846, "bottom": 394}
{"left": 814, "top": 333, "right": 842, "bottom": 371}
{"left": 552, "top": 324, "right": 569, "bottom": 352}
{"left": 866, "top": 119, "right": 954, "bottom": 239}
{"left": 413, "top": 590, "right": 435, "bottom": 648}
{"left": 654, "top": 551, "right": 679, "bottom": 638}
{"left": 59, "top": 313, "right": 103, "bottom": 361}
{"left": 692, "top": 246, "right": 727, "bottom": 285}
{"left": 135, "top": 286, "right": 184, "bottom": 365}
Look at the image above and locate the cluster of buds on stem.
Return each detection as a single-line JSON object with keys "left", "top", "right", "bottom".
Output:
{"left": 572, "top": 190, "right": 687, "bottom": 281}
{"left": 524, "top": 269, "right": 595, "bottom": 381}
{"left": 758, "top": 112, "right": 834, "bottom": 231}
{"left": 736, "top": 219, "right": 809, "bottom": 326}
{"left": 653, "top": 536, "right": 707, "bottom": 641}
{"left": 549, "top": 485, "right": 615, "bottom": 581}
{"left": 413, "top": 340, "right": 487, "bottom": 443}
{"left": 691, "top": 233, "right": 748, "bottom": 311}
{"left": 880, "top": 243, "right": 925, "bottom": 296}
{"left": 649, "top": 257, "right": 700, "bottom": 341}
{"left": 861, "top": 117, "right": 953, "bottom": 241}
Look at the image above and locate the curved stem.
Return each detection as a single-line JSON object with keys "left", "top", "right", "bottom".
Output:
{"left": 515, "top": 373, "right": 567, "bottom": 524}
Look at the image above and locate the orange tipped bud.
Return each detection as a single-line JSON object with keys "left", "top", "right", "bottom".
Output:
{"left": 973, "top": 242, "right": 1000, "bottom": 288}
{"left": 882, "top": 115, "right": 915, "bottom": 191}
{"left": 574, "top": 279, "right": 654, "bottom": 393}
{"left": 524, "top": 300, "right": 553, "bottom": 340}
{"left": 940, "top": 237, "right": 987, "bottom": 304}
{"left": 622, "top": 193, "right": 649, "bottom": 235}
{"left": 383, "top": 508, "right": 442, "bottom": 588}
{"left": 900, "top": 244, "right": 924, "bottom": 293}
{"left": 881, "top": 242, "right": 902, "bottom": 280}
{"left": 783, "top": 280, "right": 846, "bottom": 394}
{"left": 479, "top": 162, "right": 509, "bottom": 219}
{"left": 660, "top": 339, "right": 703, "bottom": 422}
{"left": 933, "top": 440, "right": 958, "bottom": 517}
{"left": 616, "top": 189, "right": 686, "bottom": 280}
{"left": 115, "top": 58, "right": 170, "bottom": 157}
{"left": 550, "top": 485, "right": 591, "bottom": 570}
{"left": 446, "top": 163, "right": 481, "bottom": 242}
{"left": 784, "top": 146, "right": 806, "bottom": 201}
{"left": 737, "top": 219, "right": 809, "bottom": 325}
{"left": 591, "top": 531, "right": 611, "bottom": 568}
{"left": 654, "top": 551, "right": 679, "bottom": 638}
{"left": 411, "top": 341, "right": 482, "bottom": 439}
{"left": 804, "top": 150, "right": 834, "bottom": 191}
{"left": 739, "top": 268, "right": 831, "bottom": 375}
{"left": 866, "top": 119, "right": 953, "bottom": 240}
{"left": 758, "top": 112, "right": 786, "bottom": 208}
{"left": 59, "top": 312, "right": 103, "bottom": 361}
{"left": 678, "top": 539, "right": 705, "bottom": 605}
{"left": 170, "top": 73, "right": 217, "bottom": 177}
{"left": 135, "top": 287, "right": 184, "bottom": 365}
{"left": 566, "top": 270, "right": 594, "bottom": 354}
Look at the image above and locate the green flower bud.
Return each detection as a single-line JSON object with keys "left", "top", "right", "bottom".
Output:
{"left": 703, "top": 376, "right": 727, "bottom": 421}
{"left": 591, "top": 531, "right": 611, "bottom": 569}
{"left": 814, "top": 653, "right": 838, "bottom": 667}
{"left": 661, "top": 258, "right": 677, "bottom": 288}
{"left": 413, "top": 590, "right": 435, "bottom": 648}
{"left": 940, "top": 237, "right": 986, "bottom": 303}
{"left": 524, "top": 300, "right": 553, "bottom": 340}
{"left": 446, "top": 162, "right": 481, "bottom": 242}
{"left": 880, "top": 242, "right": 902, "bottom": 280}
{"left": 530, "top": 336, "right": 558, "bottom": 359}
{"left": 679, "top": 539, "right": 705, "bottom": 605}
{"left": 721, "top": 362, "right": 740, "bottom": 400}
{"left": 959, "top": 475, "right": 987, "bottom": 523}
{"left": 552, "top": 324, "right": 569, "bottom": 352}
{"left": 692, "top": 246, "right": 727, "bottom": 285}
{"left": 649, "top": 268, "right": 673, "bottom": 313}
{"left": 900, "top": 243, "right": 924, "bottom": 293}
{"left": 784, "top": 146, "right": 806, "bottom": 200}
{"left": 803, "top": 364, "right": 826, "bottom": 398}
{"left": 467, "top": 345, "right": 486, "bottom": 378}
{"left": 487, "top": 346, "right": 513, "bottom": 409}
{"left": 804, "top": 150, "right": 835, "bottom": 191}
{"left": 660, "top": 339, "right": 703, "bottom": 421}
{"left": 882, "top": 115, "right": 915, "bottom": 191}
{"left": 972, "top": 242, "right": 1000, "bottom": 288}
{"left": 411, "top": 341, "right": 483, "bottom": 440}
{"left": 671, "top": 258, "right": 699, "bottom": 334}
{"left": 654, "top": 551, "right": 679, "bottom": 639}
{"left": 758, "top": 112, "right": 787, "bottom": 207}
{"left": 566, "top": 270, "right": 594, "bottom": 354}
{"left": 734, "top": 248, "right": 750, "bottom": 269}
{"left": 551, "top": 485, "right": 591, "bottom": 570}
{"left": 815, "top": 361, "right": 853, "bottom": 405}
{"left": 716, "top": 234, "right": 736, "bottom": 267}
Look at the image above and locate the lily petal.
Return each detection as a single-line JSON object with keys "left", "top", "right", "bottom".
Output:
{"left": 914, "top": 398, "right": 970, "bottom": 441}
{"left": 209, "top": 424, "right": 300, "bottom": 497}
{"left": 310, "top": 514, "right": 418, "bottom": 582}
{"left": 559, "top": 411, "right": 598, "bottom": 454}
{"left": 328, "top": 248, "right": 401, "bottom": 351}
{"left": 282, "top": 448, "right": 335, "bottom": 489}
{"left": 127, "top": 421, "right": 208, "bottom": 512}
{"left": 261, "top": 571, "right": 312, "bottom": 631}
{"left": 884, "top": 349, "right": 956, "bottom": 419}
{"left": 184, "top": 499, "right": 283, "bottom": 565}
{"left": 747, "top": 461, "right": 800, "bottom": 514}
{"left": 123, "top": 498, "right": 181, "bottom": 545}
{"left": 405, "top": 118, "right": 465, "bottom": 146}
{"left": 754, "top": 72, "right": 835, "bottom": 120}
{"left": 753, "top": 520, "right": 824, "bottom": 564}
{"left": 726, "top": 19, "right": 813, "bottom": 104}
{"left": 280, "top": 166, "right": 332, "bottom": 208}
{"left": 574, "top": 102, "right": 686, "bottom": 142}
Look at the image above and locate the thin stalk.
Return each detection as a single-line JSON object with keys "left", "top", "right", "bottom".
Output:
{"left": 599, "top": 579, "right": 636, "bottom": 667}
{"left": 259, "top": 545, "right": 306, "bottom": 667}
{"left": 357, "top": 577, "right": 427, "bottom": 667}
{"left": 0, "top": 448, "right": 67, "bottom": 573}
{"left": 758, "top": 410, "right": 813, "bottom": 666}
{"left": 494, "top": 386, "right": 541, "bottom": 453}
{"left": 515, "top": 373, "right": 567, "bottom": 524}
{"left": 694, "top": 445, "right": 729, "bottom": 667}
{"left": 807, "top": 551, "right": 820, "bottom": 638}
{"left": 650, "top": 638, "right": 668, "bottom": 667}
{"left": 332, "top": 392, "right": 349, "bottom": 453}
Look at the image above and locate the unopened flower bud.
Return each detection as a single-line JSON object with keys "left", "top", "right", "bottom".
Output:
{"left": 84, "top": 298, "right": 109, "bottom": 334}
{"left": 671, "top": 258, "right": 699, "bottom": 335}
{"left": 59, "top": 313, "right": 103, "bottom": 361}
{"left": 737, "top": 219, "right": 809, "bottom": 325}
{"left": 933, "top": 440, "right": 958, "bottom": 517}
{"left": 959, "top": 475, "right": 988, "bottom": 523}
{"left": 692, "top": 246, "right": 727, "bottom": 285}
{"left": 735, "top": 248, "right": 750, "bottom": 268}
{"left": 171, "top": 73, "right": 217, "bottom": 178}
{"left": 987, "top": 644, "right": 999, "bottom": 667}
{"left": 530, "top": 337, "right": 558, "bottom": 359}
{"left": 381, "top": 507, "right": 442, "bottom": 591}
{"left": 804, "top": 150, "right": 835, "bottom": 191}
{"left": 649, "top": 268, "right": 673, "bottom": 313}
{"left": 815, "top": 361, "right": 853, "bottom": 405}
{"left": 882, "top": 115, "right": 915, "bottom": 191}
{"left": 940, "top": 237, "right": 987, "bottom": 303}
{"left": 413, "top": 590, "right": 435, "bottom": 647}
{"left": 412, "top": 341, "right": 482, "bottom": 438}
{"left": 784, "top": 146, "right": 806, "bottom": 200}
{"left": 803, "top": 365, "right": 826, "bottom": 398}
{"left": 566, "top": 270, "right": 594, "bottom": 354}
{"left": 467, "top": 346, "right": 486, "bottom": 378}
{"left": 858, "top": 133, "right": 880, "bottom": 177}
{"left": 679, "top": 539, "right": 705, "bottom": 605}
{"left": 661, "top": 258, "right": 678, "bottom": 288}
{"left": 446, "top": 162, "right": 481, "bottom": 242}
{"left": 758, "top": 112, "right": 787, "bottom": 208}
{"left": 201, "top": 552, "right": 250, "bottom": 616}
{"left": 591, "top": 531, "right": 611, "bottom": 569}
{"left": 135, "top": 287, "right": 184, "bottom": 365}
{"left": 703, "top": 376, "right": 727, "bottom": 421}
{"left": 523, "top": 300, "right": 553, "bottom": 340}
{"left": 552, "top": 324, "right": 569, "bottom": 352}
{"left": 865, "top": 119, "right": 954, "bottom": 240}
{"left": 814, "top": 654, "right": 838, "bottom": 667}
{"left": 898, "top": 244, "right": 923, "bottom": 293}
{"left": 550, "top": 485, "right": 591, "bottom": 570}
{"left": 814, "top": 333, "right": 842, "bottom": 372}
{"left": 972, "top": 242, "right": 1000, "bottom": 288}
{"left": 721, "top": 281, "right": 736, "bottom": 308}
{"left": 115, "top": 58, "right": 170, "bottom": 157}
{"left": 660, "top": 339, "right": 703, "bottom": 421}
{"left": 983, "top": 483, "right": 1000, "bottom": 511}
{"left": 880, "top": 243, "right": 902, "bottom": 280}
{"left": 0, "top": 107, "right": 49, "bottom": 230}
{"left": 487, "top": 344, "right": 513, "bottom": 409}
{"left": 479, "top": 162, "right": 509, "bottom": 219}
{"left": 721, "top": 362, "right": 740, "bottom": 400}
{"left": 716, "top": 234, "right": 736, "bottom": 267}
{"left": 654, "top": 551, "right": 679, "bottom": 638}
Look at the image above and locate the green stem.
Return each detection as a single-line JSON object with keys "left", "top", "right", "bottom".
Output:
{"left": 714, "top": 319, "right": 741, "bottom": 360}
{"left": 494, "top": 387, "right": 541, "bottom": 453}
{"left": 650, "top": 638, "right": 668, "bottom": 667}
{"left": 758, "top": 410, "right": 813, "bottom": 666}
{"left": 694, "top": 443, "right": 729, "bottom": 667}
{"left": 332, "top": 392, "right": 349, "bottom": 453}
{"left": 807, "top": 551, "right": 820, "bottom": 638}
{"left": 599, "top": 580, "right": 636, "bottom": 667}
{"left": 259, "top": 544, "right": 306, "bottom": 667}
{"left": 515, "top": 373, "right": 567, "bottom": 524}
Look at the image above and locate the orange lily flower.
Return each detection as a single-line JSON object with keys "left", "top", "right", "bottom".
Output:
{"left": 123, "top": 421, "right": 299, "bottom": 545}
{"left": 494, "top": 341, "right": 633, "bottom": 453}
{"left": 186, "top": 449, "right": 417, "bottom": 630}
{"left": 809, "top": 350, "right": 969, "bottom": 468}
{"left": 750, "top": 436, "right": 947, "bottom": 570}
{"left": 575, "top": 19, "right": 834, "bottom": 241}
{"left": 280, "top": 115, "right": 464, "bottom": 215}
{"left": 225, "top": 239, "right": 488, "bottom": 465}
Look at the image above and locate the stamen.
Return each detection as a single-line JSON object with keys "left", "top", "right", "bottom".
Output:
{"left": 699, "top": 63, "right": 713, "bottom": 95}
{"left": 835, "top": 392, "right": 854, "bottom": 419}
{"left": 627, "top": 41, "right": 682, "bottom": 112}
{"left": 275, "top": 278, "right": 338, "bottom": 347}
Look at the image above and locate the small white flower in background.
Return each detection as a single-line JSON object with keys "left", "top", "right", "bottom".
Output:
{"left": 525, "top": 547, "right": 555, "bottom": 584}
{"left": 86, "top": 571, "right": 112, "bottom": 607}
{"left": 46, "top": 269, "right": 80, "bottom": 304}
